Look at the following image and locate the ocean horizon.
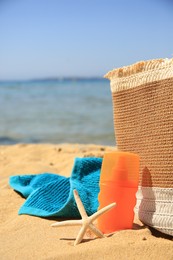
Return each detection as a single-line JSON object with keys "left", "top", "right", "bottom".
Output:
{"left": 0, "top": 76, "right": 105, "bottom": 84}
{"left": 0, "top": 78, "right": 115, "bottom": 146}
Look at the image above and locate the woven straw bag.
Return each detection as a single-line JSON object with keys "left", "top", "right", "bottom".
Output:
{"left": 105, "top": 58, "right": 173, "bottom": 236}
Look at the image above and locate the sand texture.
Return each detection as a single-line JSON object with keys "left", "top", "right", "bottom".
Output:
{"left": 0, "top": 144, "right": 172, "bottom": 260}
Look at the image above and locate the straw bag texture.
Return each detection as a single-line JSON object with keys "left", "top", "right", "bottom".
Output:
{"left": 105, "top": 58, "right": 173, "bottom": 236}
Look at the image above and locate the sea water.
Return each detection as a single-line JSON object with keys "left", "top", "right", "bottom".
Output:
{"left": 0, "top": 78, "right": 115, "bottom": 145}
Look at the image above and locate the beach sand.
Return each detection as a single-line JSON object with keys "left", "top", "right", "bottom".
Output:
{"left": 0, "top": 143, "right": 172, "bottom": 260}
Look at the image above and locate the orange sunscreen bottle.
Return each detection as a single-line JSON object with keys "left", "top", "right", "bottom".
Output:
{"left": 97, "top": 151, "right": 140, "bottom": 233}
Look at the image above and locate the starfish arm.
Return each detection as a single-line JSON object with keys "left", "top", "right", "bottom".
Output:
{"left": 88, "top": 223, "right": 105, "bottom": 238}
{"left": 74, "top": 224, "right": 88, "bottom": 246}
{"left": 90, "top": 202, "right": 116, "bottom": 222}
{"left": 51, "top": 219, "right": 82, "bottom": 227}
{"left": 73, "top": 189, "right": 88, "bottom": 218}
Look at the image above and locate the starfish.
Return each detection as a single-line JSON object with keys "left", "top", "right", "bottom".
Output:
{"left": 51, "top": 189, "right": 116, "bottom": 246}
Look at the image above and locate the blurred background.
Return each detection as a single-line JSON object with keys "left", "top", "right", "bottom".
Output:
{"left": 0, "top": 0, "right": 172, "bottom": 145}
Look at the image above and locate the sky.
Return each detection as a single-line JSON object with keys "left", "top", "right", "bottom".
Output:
{"left": 0, "top": 0, "right": 173, "bottom": 80}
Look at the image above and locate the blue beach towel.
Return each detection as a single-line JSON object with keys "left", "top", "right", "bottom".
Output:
{"left": 9, "top": 157, "right": 102, "bottom": 218}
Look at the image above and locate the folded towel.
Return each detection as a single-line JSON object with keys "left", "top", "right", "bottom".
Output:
{"left": 9, "top": 157, "right": 102, "bottom": 218}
